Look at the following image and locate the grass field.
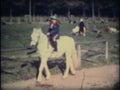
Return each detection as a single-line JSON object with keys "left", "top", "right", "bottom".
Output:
{"left": 1, "top": 20, "right": 119, "bottom": 84}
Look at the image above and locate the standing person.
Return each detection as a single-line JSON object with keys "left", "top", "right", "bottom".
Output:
{"left": 47, "top": 15, "right": 60, "bottom": 52}
{"left": 78, "top": 18, "right": 86, "bottom": 36}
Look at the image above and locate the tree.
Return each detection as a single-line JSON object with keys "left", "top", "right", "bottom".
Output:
{"left": 92, "top": 0, "right": 95, "bottom": 21}
{"left": 64, "top": 0, "right": 81, "bottom": 18}
{"left": 3, "top": 0, "right": 14, "bottom": 23}
{"left": 29, "top": 0, "right": 32, "bottom": 22}
{"left": 79, "top": 1, "right": 89, "bottom": 17}
{"left": 47, "top": 0, "right": 64, "bottom": 16}
{"left": 1, "top": 0, "right": 119, "bottom": 18}
{"left": 107, "top": 0, "right": 118, "bottom": 18}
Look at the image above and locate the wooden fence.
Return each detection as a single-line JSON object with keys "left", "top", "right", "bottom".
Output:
{"left": 1, "top": 16, "right": 76, "bottom": 24}
{"left": 76, "top": 40, "right": 109, "bottom": 66}
{"left": 1, "top": 40, "right": 109, "bottom": 69}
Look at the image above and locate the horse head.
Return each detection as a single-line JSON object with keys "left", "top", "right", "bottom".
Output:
{"left": 30, "top": 28, "right": 42, "bottom": 48}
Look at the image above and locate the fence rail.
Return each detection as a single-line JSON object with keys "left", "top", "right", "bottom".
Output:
{"left": 76, "top": 40, "right": 109, "bottom": 64}
{"left": 1, "top": 40, "right": 109, "bottom": 68}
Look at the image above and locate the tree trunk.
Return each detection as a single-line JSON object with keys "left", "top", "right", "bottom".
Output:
{"left": 92, "top": 0, "right": 95, "bottom": 21}
{"left": 33, "top": 5, "right": 35, "bottom": 17}
{"left": 29, "top": 0, "right": 32, "bottom": 22}
{"left": 33, "top": 5, "right": 36, "bottom": 23}
{"left": 50, "top": 9, "right": 53, "bottom": 16}
{"left": 83, "top": 8, "right": 86, "bottom": 17}
{"left": 112, "top": 8, "right": 116, "bottom": 19}
{"left": 10, "top": 8, "right": 13, "bottom": 24}
{"left": 98, "top": 8, "right": 101, "bottom": 18}
{"left": 67, "top": 8, "right": 71, "bottom": 19}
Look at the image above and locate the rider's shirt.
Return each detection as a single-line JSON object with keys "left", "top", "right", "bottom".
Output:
{"left": 48, "top": 20, "right": 59, "bottom": 38}
{"left": 79, "top": 21, "right": 85, "bottom": 32}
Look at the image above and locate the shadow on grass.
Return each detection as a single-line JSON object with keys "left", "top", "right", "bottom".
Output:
{"left": 30, "top": 58, "right": 66, "bottom": 79}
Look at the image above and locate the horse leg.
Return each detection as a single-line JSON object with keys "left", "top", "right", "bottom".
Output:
{"left": 63, "top": 52, "right": 71, "bottom": 79}
{"left": 69, "top": 58, "right": 76, "bottom": 75}
{"left": 37, "top": 57, "right": 48, "bottom": 82}
{"left": 44, "top": 61, "right": 51, "bottom": 80}
{"left": 70, "top": 48, "right": 77, "bottom": 74}
{"left": 37, "top": 59, "right": 44, "bottom": 82}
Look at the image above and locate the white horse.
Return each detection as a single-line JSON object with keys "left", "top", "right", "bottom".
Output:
{"left": 72, "top": 26, "right": 79, "bottom": 34}
{"left": 30, "top": 28, "right": 78, "bottom": 82}
{"left": 109, "top": 27, "right": 119, "bottom": 33}
{"left": 72, "top": 26, "right": 87, "bottom": 36}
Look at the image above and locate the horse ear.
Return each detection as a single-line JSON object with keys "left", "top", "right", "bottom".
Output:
{"left": 39, "top": 28, "right": 43, "bottom": 33}
{"left": 33, "top": 28, "right": 37, "bottom": 32}
{"left": 33, "top": 28, "right": 42, "bottom": 34}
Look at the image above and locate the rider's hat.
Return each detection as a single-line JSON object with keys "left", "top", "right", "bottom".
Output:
{"left": 50, "top": 15, "right": 57, "bottom": 20}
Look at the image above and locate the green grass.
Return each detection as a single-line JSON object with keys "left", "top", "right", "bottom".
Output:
{"left": 1, "top": 23, "right": 46, "bottom": 49}
{"left": 1, "top": 21, "right": 119, "bottom": 84}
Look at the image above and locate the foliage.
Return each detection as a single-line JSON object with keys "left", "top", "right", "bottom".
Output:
{"left": 1, "top": 0, "right": 119, "bottom": 17}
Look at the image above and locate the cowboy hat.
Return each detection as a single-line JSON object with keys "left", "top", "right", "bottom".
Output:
{"left": 50, "top": 15, "right": 57, "bottom": 20}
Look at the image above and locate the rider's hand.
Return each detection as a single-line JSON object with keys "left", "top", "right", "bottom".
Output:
{"left": 53, "top": 37, "right": 56, "bottom": 41}
{"left": 53, "top": 34, "right": 58, "bottom": 41}
{"left": 47, "top": 33, "right": 50, "bottom": 36}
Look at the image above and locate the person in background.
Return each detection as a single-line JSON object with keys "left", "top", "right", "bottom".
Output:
{"left": 105, "top": 26, "right": 110, "bottom": 32}
{"left": 92, "top": 25, "right": 102, "bottom": 38}
{"left": 78, "top": 18, "right": 86, "bottom": 36}
{"left": 47, "top": 15, "right": 60, "bottom": 52}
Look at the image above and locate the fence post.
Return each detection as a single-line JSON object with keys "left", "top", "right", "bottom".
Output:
{"left": 17, "top": 17, "right": 21, "bottom": 24}
{"left": 105, "top": 41, "right": 109, "bottom": 63}
{"left": 77, "top": 45, "right": 81, "bottom": 68}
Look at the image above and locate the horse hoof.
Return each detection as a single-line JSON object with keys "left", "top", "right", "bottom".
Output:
{"left": 36, "top": 78, "right": 42, "bottom": 82}
{"left": 63, "top": 75, "right": 67, "bottom": 79}
{"left": 46, "top": 76, "right": 50, "bottom": 80}
{"left": 71, "top": 71, "right": 76, "bottom": 75}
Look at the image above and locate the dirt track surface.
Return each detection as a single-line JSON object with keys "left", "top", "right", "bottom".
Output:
{"left": 2, "top": 65, "right": 119, "bottom": 90}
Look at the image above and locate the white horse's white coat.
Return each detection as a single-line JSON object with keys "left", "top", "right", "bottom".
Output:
{"left": 109, "top": 27, "right": 119, "bottom": 33}
{"left": 72, "top": 26, "right": 79, "bottom": 33}
{"left": 30, "top": 28, "right": 78, "bottom": 82}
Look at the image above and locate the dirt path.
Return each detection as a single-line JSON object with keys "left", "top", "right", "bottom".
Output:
{"left": 2, "top": 65, "right": 119, "bottom": 90}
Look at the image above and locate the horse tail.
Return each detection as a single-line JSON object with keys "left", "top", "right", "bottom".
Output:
{"left": 71, "top": 42, "right": 80, "bottom": 69}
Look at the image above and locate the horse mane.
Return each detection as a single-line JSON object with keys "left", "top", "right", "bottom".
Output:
{"left": 33, "top": 28, "right": 46, "bottom": 39}
{"left": 33, "top": 28, "right": 48, "bottom": 47}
